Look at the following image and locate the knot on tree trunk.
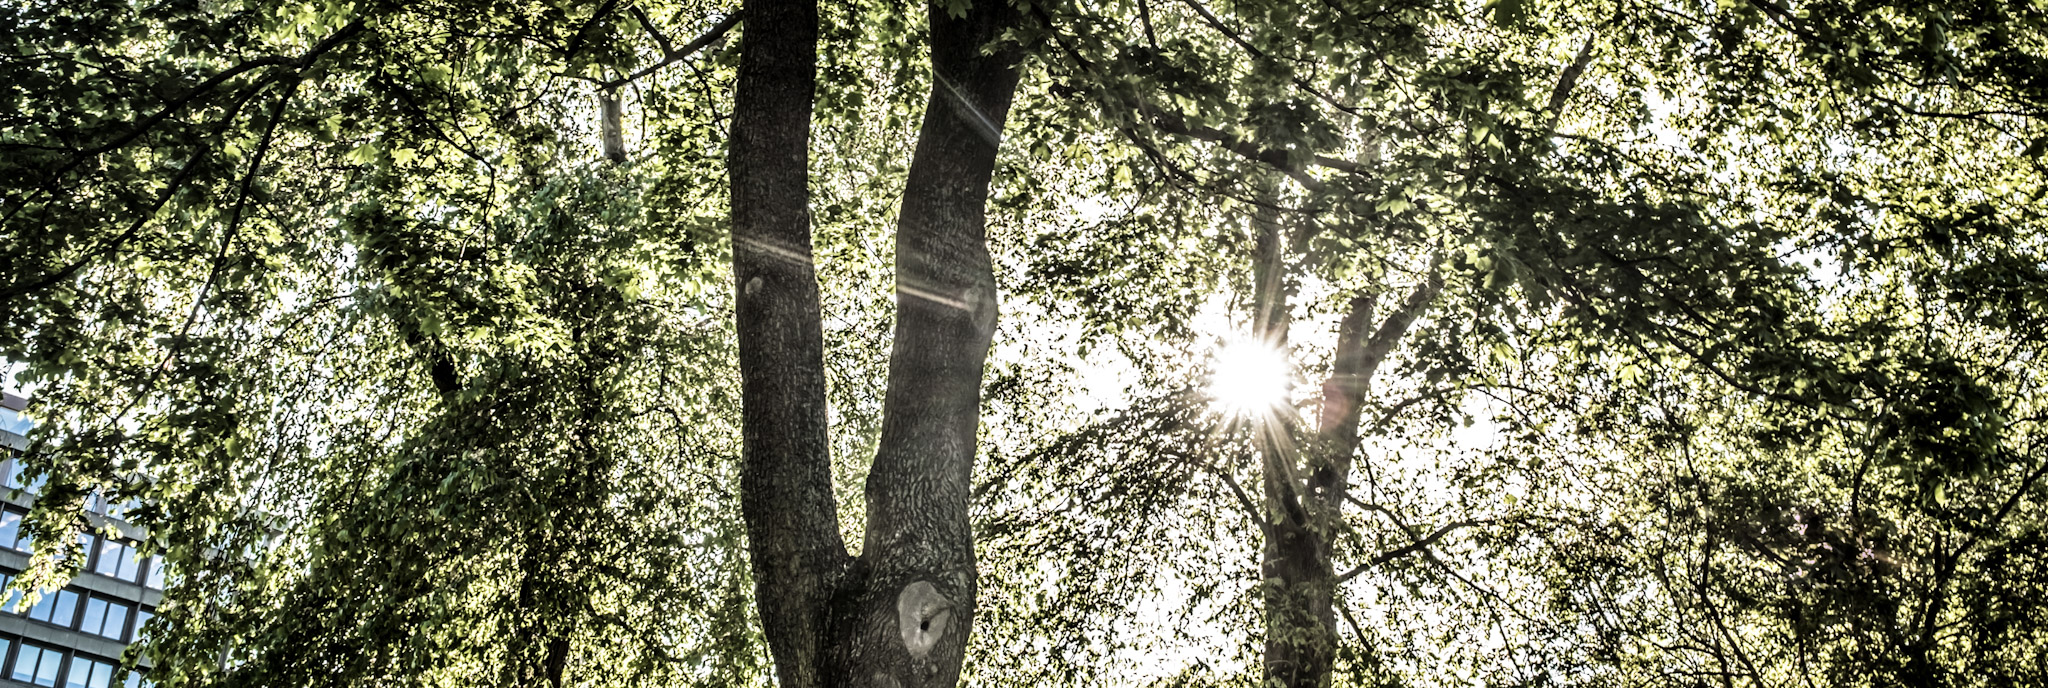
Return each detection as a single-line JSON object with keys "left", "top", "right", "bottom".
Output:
{"left": 896, "top": 580, "right": 954, "bottom": 661}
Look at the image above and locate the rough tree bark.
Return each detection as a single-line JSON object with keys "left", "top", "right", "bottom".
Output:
{"left": 727, "top": 0, "right": 1024, "bottom": 686}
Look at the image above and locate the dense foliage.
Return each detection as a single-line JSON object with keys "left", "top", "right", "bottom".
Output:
{"left": 1, "top": 0, "right": 2043, "bottom": 686}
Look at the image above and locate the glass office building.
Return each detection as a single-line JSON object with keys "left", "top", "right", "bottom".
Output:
{"left": 0, "top": 393, "right": 157, "bottom": 688}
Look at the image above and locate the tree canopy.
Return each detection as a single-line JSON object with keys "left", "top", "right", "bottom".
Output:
{"left": 2, "top": 0, "right": 2045, "bottom": 687}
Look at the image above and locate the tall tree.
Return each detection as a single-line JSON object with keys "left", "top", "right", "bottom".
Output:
{"left": 0, "top": 3, "right": 766, "bottom": 686}
{"left": 4, "top": 1, "right": 2047, "bottom": 687}
{"left": 975, "top": 1, "right": 2048, "bottom": 687}
{"left": 728, "top": 0, "right": 1025, "bottom": 685}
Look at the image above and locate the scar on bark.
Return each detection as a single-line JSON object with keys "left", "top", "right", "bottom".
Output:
{"left": 896, "top": 581, "right": 953, "bottom": 661}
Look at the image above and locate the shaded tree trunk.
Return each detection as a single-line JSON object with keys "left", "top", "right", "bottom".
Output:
{"left": 727, "top": 0, "right": 1024, "bottom": 686}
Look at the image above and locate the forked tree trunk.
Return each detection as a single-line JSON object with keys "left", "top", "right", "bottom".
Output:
{"left": 1248, "top": 192, "right": 1338, "bottom": 688}
{"left": 1254, "top": 195, "right": 1440, "bottom": 688}
{"left": 729, "top": 0, "right": 842, "bottom": 684}
{"left": 727, "top": 0, "right": 1024, "bottom": 686}
{"left": 1257, "top": 33, "right": 1579, "bottom": 687}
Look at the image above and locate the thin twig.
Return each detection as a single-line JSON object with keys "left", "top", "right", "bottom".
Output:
{"left": 583, "top": 13, "right": 743, "bottom": 90}
{"left": 6, "top": 19, "right": 365, "bottom": 221}
{"left": 1335, "top": 518, "right": 1489, "bottom": 582}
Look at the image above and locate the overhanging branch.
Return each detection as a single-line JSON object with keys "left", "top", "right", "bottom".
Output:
{"left": 1335, "top": 518, "right": 1488, "bottom": 583}
{"left": 10, "top": 19, "right": 366, "bottom": 217}
{"left": 1139, "top": 103, "right": 1366, "bottom": 191}
{"left": 595, "top": 13, "right": 743, "bottom": 90}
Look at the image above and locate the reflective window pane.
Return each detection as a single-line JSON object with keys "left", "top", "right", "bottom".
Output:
{"left": 81, "top": 598, "right": 107, "bottom": 636}
{"left": 0, "top": 510, "right": 20, "bottom": 550}
{"left": 8, "top": 644, "right": 35, "bottom": 683}
{"left": 93, "top": 538, "right": 123, "bottom": 577}
{"left": 64, "top": 657, "right": 89, "bottom": 688}
{"left": 36, "top": 648, "right": 59, "bottom": 687}
{"left": 5, "top": 459, "right": 48, "bottom": 496}
{"left": 50, "top": 590, "right": 77, "bottom": 628}
{"left": 7, "top": 645, "right": 31, "bottom": 683}
{"left": 67, "top": 658, "right": 115, "bottom": 688}
{"left": 27, "top": 589, "right": 56, "bottom": 622}
{"left": 99, "top": 600, "right": 130, "bottom": 641}
{"left": 115, "top": 547, "right": 139, "bottom": 582}
{"left": 12, "top": 644, "right": 61, "bottom": 687}
{"left": 0, "top": 408, "right": 32, "bottom": 434}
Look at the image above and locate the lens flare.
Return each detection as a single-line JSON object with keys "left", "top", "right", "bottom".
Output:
{"left": 1208, "top": 336, "right": 1292, "bottom": 417}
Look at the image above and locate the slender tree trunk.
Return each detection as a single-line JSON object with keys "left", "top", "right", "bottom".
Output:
{"left": 1250, "top": 192, "right": 1338, "bottom": 688}
{"left": 1262, "top": 295, "right": 1374, "bottom": 688}
{"left": 824, "top": 3, "right": 1024, "bottom": 683}
{"left": 1257, "top": 207, "right": 1439, "bottom": 687}
{"left": 728, "top": 0, "right": 1023, "bottom": 685}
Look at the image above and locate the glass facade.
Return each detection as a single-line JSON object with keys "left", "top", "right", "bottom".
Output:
{"left": 0, "top": 399, "right": 157, "bottom": 688}
{"left": 0, "top": 640, "right": 138, "bottom": 688}
{"left": 0, "top": 408, "right": 30, "bottom": 438}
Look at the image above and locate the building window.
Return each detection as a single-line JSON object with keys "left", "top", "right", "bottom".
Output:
{"left": 0, "top": 632, "right": 145, "bottom": 688}
{"left": 0, "top": 509, "right": 27, "bottom": 552}
{"left": 25, "top": 588, "right": 80, "bottom": 628}
{"left": 82, "top": 492, "right": 142, "bottom": 521}
{"left": 0, "top": 406, "right": 32, "bottom": 435}
{"left": 64, "top": 655, "right": 118, "bottom": 688}
{"left": 105, "top": 497, "right": 141, "bottom": 522}
{"left": 10, "top": 641, "right": 62, "bottom": 687}
{"left": 131, "top": 608, "right": 153, "bottom": 643}
{"left": 79, "top": 596, "right": 132, "bottom": 642}
{"left": 79, "top": 534, "right": 155, "bottom": 586}
{"left": 0, "top": 574, "right": 20, "bottom": 613}
{"left": 2, "top": 457, "right": 45, "bottom": 496}
{"left": 90, "top": 537, "right": 139, "bottom": 582}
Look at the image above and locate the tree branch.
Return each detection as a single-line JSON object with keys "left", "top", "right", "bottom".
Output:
{"left": 1169, "top": 448, "right": 1267, "bottom": 530}
{"left": 1173, "top": 0, "right": 1267, "bottom": 60}
{"left": 1318, "top": 294, "right": 1376, "bottom": 434}
{"left": 597, "top": 13, "right": 743, "bottom": 90}
{"left": 630, "top": 6, "right": 680, "bottom": 55}
{"left": 1137, "top": 0, "right": 1160, "bottom": 50}
{"left": 1335, "top": 518, "right": 1485, "bottom": 583}
{"left": 1139, "top": 103, "right": 1364, "bottom": 191}
{"left": 24, "top": 19, "right": 364, "bottom": 200}
{"left": 1358, "top": 267, "right": 1443, "bottom": 383}
{"left": 1541, "top": 36, "right": 1597, "bottom": 135}
{"left": 1030, "top": 6, "right": 1366, "bottom": 192}
{"left": 563, "top": 0, "right": 626, "bottom": 60}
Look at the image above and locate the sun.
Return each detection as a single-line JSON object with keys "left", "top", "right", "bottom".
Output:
{"left": 1208, "top": 336, "right": 1293, "bottom": 417}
